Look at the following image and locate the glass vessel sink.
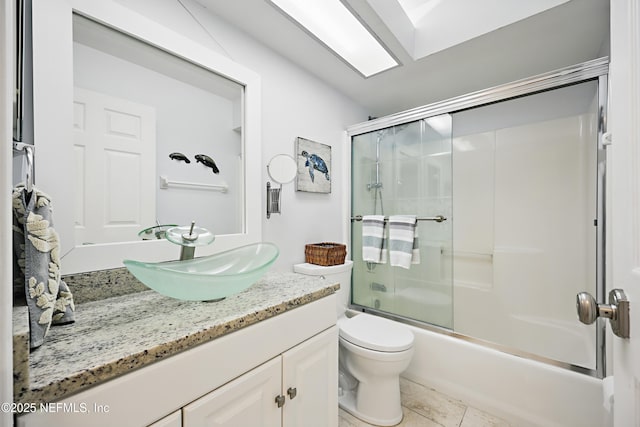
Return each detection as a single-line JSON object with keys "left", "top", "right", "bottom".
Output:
{"left": 123, "top": 243, "right": 279, "bottom": 301}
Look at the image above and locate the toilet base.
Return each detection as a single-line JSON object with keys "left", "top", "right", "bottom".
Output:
{"left": 339, "top": 388, "right": 403, "bottom": 426}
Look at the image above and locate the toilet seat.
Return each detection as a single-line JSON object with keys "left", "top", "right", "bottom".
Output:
{"left": 339, "top": 313, "right": 414, "bottom": 352}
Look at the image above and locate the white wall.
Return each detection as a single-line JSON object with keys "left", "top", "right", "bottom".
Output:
{"left": 112, "top": 0, "right": 368, "bottom": 270}
{"left": 1, "top": 1, "right": 14, "bottom": 425}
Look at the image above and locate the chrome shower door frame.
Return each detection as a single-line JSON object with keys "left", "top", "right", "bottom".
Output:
{"left": 347, "top": 57, "right": 610, "bottom": 378}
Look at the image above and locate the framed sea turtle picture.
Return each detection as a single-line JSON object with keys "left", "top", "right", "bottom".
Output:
{"left": 295, "top": 137, "right": 331, "bottom": 193}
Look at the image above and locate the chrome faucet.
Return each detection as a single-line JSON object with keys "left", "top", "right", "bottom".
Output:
{"left": 179, "top": 221, "right": 199, "bottom": 260}
{"left": 165, "top": 221, "right": 215, "bottom": 260}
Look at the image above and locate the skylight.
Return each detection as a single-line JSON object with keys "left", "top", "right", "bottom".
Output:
{"left": 269, "top": 0, "right": 398, "bottom": 78}
{"left": 370, "top": 0, "right": 571, "bottom": 61}
{"left": 396, "top": 0, "right": 442, "bottom": 27}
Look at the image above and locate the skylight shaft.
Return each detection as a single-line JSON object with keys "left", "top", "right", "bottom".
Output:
{"left": 270, "top": 0, "right": 398, "bottom": 77}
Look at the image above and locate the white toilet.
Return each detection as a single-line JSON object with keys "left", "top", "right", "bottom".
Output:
{"left": 293, "top": 260, "right": 414, "bottom": 426}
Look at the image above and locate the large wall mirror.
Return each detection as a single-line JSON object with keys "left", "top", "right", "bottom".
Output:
{"left": 32, "top": 0, "right": 261, "bottom": 273}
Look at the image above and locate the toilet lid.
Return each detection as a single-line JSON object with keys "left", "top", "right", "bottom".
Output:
{"left": 339, "top": 314, "right": 414, "bottom": 352}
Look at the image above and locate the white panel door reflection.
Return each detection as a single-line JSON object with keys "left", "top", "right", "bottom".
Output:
{"left": 73, "top": 87, "right": 156, "bottom": 245}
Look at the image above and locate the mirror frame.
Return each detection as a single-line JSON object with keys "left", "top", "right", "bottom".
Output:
{"left": 32, "top": 0, "right": 262, "bottom": 273}
{"left": 267, "top": 154, "right": 297, "bottom": 184}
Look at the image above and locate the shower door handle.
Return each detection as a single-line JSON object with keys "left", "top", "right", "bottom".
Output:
{"left": 576, "top": 289, "right": 630, "bottom": 338}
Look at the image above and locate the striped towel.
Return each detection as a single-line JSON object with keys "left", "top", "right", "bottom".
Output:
{"left": 388, "top": 215, "right": 420, "bottom": 269}
{"left": 362, "top": 215, "right": 387, "bottom": 263}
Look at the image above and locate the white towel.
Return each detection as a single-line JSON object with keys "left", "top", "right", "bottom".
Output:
{"left": 362, "top": 215, "right": 387, "bottom": 263}
{"left": 388, "top": 215, "right": 420, "bottom": 269}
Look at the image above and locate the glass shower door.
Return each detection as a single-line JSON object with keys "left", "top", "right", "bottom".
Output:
{"left": 348, "top": 64, "right": 606, "bottom": 375}
{"left": 451, "top": 80, "right": 599, "bottom": 370}
{"left": 351, "top": 115, "right": 453, "bottom": 328}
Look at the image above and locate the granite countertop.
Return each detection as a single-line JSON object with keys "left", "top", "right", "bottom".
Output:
{"left": 13, "top": 271, "right": 338, "bottom": 405}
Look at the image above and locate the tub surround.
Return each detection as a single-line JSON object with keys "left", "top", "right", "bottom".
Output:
{"left": 13, "top": 271, "right": 338, "bottom": 406}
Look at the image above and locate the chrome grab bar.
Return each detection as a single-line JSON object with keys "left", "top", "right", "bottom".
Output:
{"left": 351, "top": 215, "right": 447, "bottom": 223}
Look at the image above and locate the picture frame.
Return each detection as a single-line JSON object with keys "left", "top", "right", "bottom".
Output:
{"left": 295, "top": 137, "right": 331, "bottom": 193}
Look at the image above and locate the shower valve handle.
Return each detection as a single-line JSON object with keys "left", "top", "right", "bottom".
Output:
{"left": 576, "top": 289, "right": 630, "bottom": 338}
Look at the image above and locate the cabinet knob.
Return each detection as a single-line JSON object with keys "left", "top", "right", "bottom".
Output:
{"left": 287, "top": 387, "right": 297, "bottom": 399}
{"left": 275, "top": 395, "right": 286, "bottom": 408}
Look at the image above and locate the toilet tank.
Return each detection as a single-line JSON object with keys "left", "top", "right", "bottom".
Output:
{"left": 293, "top": 260, "right": 353, "bottom": 316}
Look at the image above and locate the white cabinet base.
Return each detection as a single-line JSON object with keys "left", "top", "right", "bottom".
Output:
{"left": 183, "top": 327, "right": 338, "bottom": 427}
{"left": 149, "top": 411, "right": 181, "bottom": 427}
{"left": 183, "top": 358, "right": 281, "bottom": 427}
{"left": 18, "top": 295, "right": 337, "bottom": 427}
{"left": 283, "top": 328, "right": 338, "bottom": 427}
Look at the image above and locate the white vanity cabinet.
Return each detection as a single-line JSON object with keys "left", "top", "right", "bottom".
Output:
{"left": 182, "top": 326, "right": 338, "bottom": 427}
{"left": 17, "top": 294, "right": 338, "bottom": 427}
{"left": 183, "top": 357, "right": 281, "bottom": 427}
{"left": 281, "top": 326, "right": 338, "bottom": 427}
{"left": 149, "top": 411, "right": 182, "bottom": 427}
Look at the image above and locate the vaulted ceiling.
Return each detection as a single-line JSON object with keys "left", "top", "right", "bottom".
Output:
{"left": 196, "top": 0, "right": 609, "bottom": 117}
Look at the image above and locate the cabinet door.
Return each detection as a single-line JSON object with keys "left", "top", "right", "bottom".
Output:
{"left": 182, "top": 357, "right": 282, "bottom": 427}
{"left": 148, "top": 410, "right": 181, "bottom": 427}
{"left": 282, "top": 326, "right": 338, "bottom": 427}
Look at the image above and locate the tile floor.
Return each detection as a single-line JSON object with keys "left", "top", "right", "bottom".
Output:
{"left": 339, "top": 378, "right": 512, "bottom": 427}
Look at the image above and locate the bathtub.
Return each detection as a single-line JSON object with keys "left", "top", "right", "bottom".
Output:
{"left": 401, "top": 325, "right": 607, "bottom": 427}
{"left": 506, "top": 314, "right": 596, "bottom": 369}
